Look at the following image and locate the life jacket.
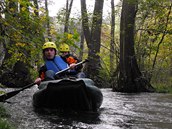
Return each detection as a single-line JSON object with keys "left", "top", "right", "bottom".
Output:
{"left": 40, "top": 72, "right": 45, "bottom": 80}
{"left": 45, "top": 56, "right": 68, "bottom": 73}
{"left": 66, "top": 56, "right": 78, "bottom": 75}
{"left": 66, "top": 56, "right": 77, "bottom": 64}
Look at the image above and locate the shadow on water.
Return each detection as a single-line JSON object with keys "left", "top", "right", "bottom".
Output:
{"left": 34, "top": 108, "right": 101, "bottom": 124}
{"left": 32, "top": 108, "right": 102, "bottom": 129}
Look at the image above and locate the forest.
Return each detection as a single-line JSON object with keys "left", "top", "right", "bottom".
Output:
{"left": 0, "top": 0, "right": 172, "bottom": 93}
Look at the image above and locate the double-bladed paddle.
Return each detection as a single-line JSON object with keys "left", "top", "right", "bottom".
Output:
{"left": 0, "top": 59, "right": 89, "bottom": 102}
{"left": 0, "top": 82, "right": 37, "bottom": 102}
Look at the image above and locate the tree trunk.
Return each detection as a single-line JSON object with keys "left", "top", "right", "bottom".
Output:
{"left": 79, "top": 29, "right": 84, "bottom": 60}
{"left": 45, "top": 0, "right": 51, "bottom": 40}
{"left": 110, "top": 0, "right": 115, "bottom": 73}
{"left": 80, "top": 0, "right": 91, "bottom": 45}
{"left": 81, "top": 0, "right": 104, "bottom": 87}
{"left": 0, "top": 15, "right": 7, "bottom": 68}
{"left": 64, "top": 0, "right": 73, "bottom": 33}
{"left": 114, "top": 0, "right": 155, "bottom": 92}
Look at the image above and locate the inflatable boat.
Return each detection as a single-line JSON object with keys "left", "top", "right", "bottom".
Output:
{"left": 32, "top": 78, "right": 103, "bottom": 112}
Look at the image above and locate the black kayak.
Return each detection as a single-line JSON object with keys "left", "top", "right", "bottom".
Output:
{"left": 32, "top": 78, "right": 103, "bottom": 112}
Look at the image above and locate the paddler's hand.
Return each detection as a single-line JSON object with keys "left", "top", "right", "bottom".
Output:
{"left": 34, "top": 77, "right": 42, "bottom": 85}
{"left": 69, "top": 63, "right": 76, "bottom": 69}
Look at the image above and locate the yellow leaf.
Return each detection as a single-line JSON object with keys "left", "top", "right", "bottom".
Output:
{"left": 21, "top": 7, "right": 26, "bottom": 12}
{"left": 67, "top": 34, "right": 73, "bottom": 39}
{"left": 15, "top": 42, "right": 26, "bottom": 47}
{"left": 0, "top": 91, "right": 6, "bottom": 95}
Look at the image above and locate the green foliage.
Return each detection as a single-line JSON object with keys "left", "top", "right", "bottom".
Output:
{"left": 0, "top": 119, "right": 16, "bottom": 129}
{"left": 0, "top": 105, "right": 15, "bottom": 129}
{"left": 99, "top": 23, "right": 119, "bottom": 83}
{"left": 154, "top": 80, "right": 172, "bottom": 93}
{"left": 135, "top": 0, "right": 172, "bottom": 93}
{"left": 155, "top": 84, "right": 172, "bottom": 93}
{"left": 54, "top": 9, "right": 84, "bottom": 54}
{"left": 0, "top": 105, "right": 9, "bottom": 118}
{"left": 0, "top": 0, "right": 46, "bottom": 79}
{"left": 151, "top": 69, "right": 172, "bottom": 93}
{"left": 0, "top": 91, "right": 6, "bottom": 95}
{"left": 56, "top": 31, "right": 80, "bottom": 45}
{"left": 55, "top": 31, "right": 80, "bottom": 53}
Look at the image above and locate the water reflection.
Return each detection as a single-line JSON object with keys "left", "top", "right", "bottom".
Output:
{"left": 2, "top": 87, "right": 172, "bottom": 129}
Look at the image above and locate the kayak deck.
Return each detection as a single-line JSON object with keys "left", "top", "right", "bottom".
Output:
{"left": 33, "top": 78, "right": 103, "bottom": 112}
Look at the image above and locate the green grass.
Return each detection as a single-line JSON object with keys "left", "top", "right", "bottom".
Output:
{"left": 151, "top": 72, "right": 172, "bottom": 93}
{"left": 0, "top": 118, "right": 15, "bottom": 129}
{"left": 0, "top": 105, "right": 9, "bottom": 118}
{"left": 0, "top": 104, "right": 16, "bottom": 129}
{"left": 152, "top": 82, "right": 172, "bottom": 93}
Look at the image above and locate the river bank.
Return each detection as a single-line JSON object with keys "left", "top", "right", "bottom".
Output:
{"left": 0, "top": 104, "right": 16, "bottom": 129}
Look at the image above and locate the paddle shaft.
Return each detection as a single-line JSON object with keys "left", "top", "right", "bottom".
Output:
{"left": 55, "top": 59, "right": 88, "bottom": 75}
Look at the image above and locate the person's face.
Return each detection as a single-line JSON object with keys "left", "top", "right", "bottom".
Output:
{"left": 44, "top": 48, "right": 56, "bottom": 59}
{"left": 60, "top": 51, "right": 69, "bottom": 57}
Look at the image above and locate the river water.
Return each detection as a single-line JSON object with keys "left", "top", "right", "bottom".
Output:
{"left": 2, "top": 86, "right": 172, "bottom": 129}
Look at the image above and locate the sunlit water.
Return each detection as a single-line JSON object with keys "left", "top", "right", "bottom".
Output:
{"left": 1, "top": 86, "right": 172, "bottom": 129}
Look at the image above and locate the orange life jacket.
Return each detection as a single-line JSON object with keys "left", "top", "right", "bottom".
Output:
{"left": 40, "top": 72, "right": 45, "bottom": 80}
{"left": 66, "top": 56, "right": 77, "bottom": 64}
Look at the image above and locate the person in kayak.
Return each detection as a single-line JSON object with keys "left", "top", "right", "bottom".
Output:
{"left": 34, "top": 42, "right": 85, "bottom": 85}
{"left": 59, "top": 43, "right": 86, "bottom": 78}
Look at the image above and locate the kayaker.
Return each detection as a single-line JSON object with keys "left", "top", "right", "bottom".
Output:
{"left": 59, "top": 43, "right": 86, "bottom": 78}
{"left": 34, "top": 42, "right": 85, "bottom": 85}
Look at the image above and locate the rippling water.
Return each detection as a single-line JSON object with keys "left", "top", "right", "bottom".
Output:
{"left": 2, "top": 86, "right": 172, "bottom": 129}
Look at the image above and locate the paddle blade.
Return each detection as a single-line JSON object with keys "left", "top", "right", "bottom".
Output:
{"left": 0, "top": 82, "right": 36, "bottom": 102}
{"left": 0, "top": 90, "right": 21, "bottom": 102}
